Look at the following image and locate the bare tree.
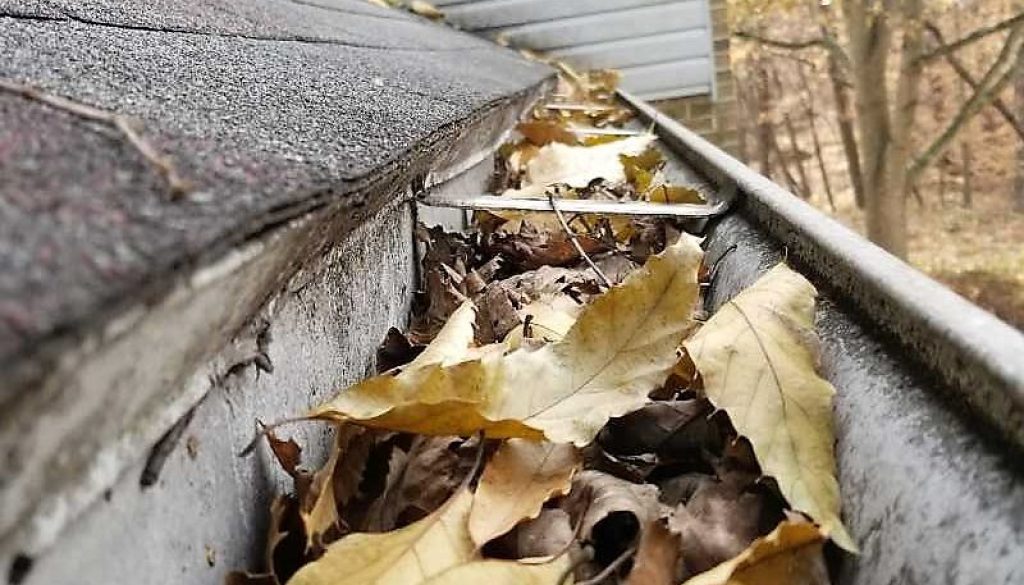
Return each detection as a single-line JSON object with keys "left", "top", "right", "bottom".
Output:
{"left": 737, "top": 2, "right": 1024, "bottom": 258}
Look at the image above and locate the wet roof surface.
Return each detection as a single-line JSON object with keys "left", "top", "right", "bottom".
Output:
{"left": 0, "top": 0, "right": 550, "bottom": 362}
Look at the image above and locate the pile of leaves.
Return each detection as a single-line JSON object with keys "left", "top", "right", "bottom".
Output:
{"left": 229, "top": 70, "right": 855, "bottom": 585}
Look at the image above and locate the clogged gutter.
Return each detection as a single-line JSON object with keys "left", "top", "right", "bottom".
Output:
{"left": 229, "top": 68, "right": 855, "bottom": 584}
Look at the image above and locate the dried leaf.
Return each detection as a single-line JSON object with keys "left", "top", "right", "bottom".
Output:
{"left": 265, "top": 428, "right": 303, "bottom": 478}
{"left": 309, "top": 236, "right": 703, "bottom": 446}
{"left": 485, "top": 509, "right": 575, "bottom": 560}
{"left": 469, "top": 440, "right": 582, "bottom": 547}
{"left": 684, "top": 264, "right": 856, "bottom": 552}
{"left": 421, "top": 557, "right": 570, "bottom": 584}
{"left": 287, "top": 489, "right": 474, "bottom": 585}
{"left": 504, "top": 135, "right": 656, "bottom": 196}
{"left": 300, "top": 425, "right": 372, "bottom": 552}
{"left": 562, "top": 470, "right": 661, "bottom": 564}
{"left": 667, "top": 477, "right": 780, "bottom": 575}
{"left": 363, "top": 435, "right": 478, "bottom": 532}
{"left": 625, "top": 519, "right": 682, "bottom": 585}
{"left": 518, "top": 120, "right": 578, "bottom": 146}
{"left": 649, "top": 184, "right": 706, "bottom": 205}
{"left": 409, "top": 0, "right": 443, "bottom": 20}
{"left": 681, "top": 520, "right": 829, "bottom": 585}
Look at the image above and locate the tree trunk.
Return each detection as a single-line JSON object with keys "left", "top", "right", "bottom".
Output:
{"left": 755, "top": 55, "right": 775, "bottom": 178}
{"left": 798, "top": 64, "right": 836, "bottom": 210}
{"left": 843, "top": 0, "right": 909, "bottom": 257}
{"left": 818, "top": 2, "right": 866, "bottom": 208}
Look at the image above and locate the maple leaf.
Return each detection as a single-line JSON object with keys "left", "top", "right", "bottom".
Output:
{"left": 468, "top": 439, "right": 581, "bottom": 547}
{"left": 684, "top": 264, "right": 857, "bottom": 552}
{"left": 308, "top": 235, "right": 703, "bottom": 446}
{"left": 681, "top": 519, "right": 828, "bottom": 585}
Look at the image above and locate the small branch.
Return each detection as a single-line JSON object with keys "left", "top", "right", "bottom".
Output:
{"left": 557, "top": 545, "right": 594, "bottom": 585}
{"left": 548, "top": 192, "right": 612, "bottom": 289}
{"left": 917, "top": 11, "right": 1024, "bottom": 64}
{"left": 733, "top": 30, "right": 825, "bottom": 50}
{"left": 910, "top": 24, "right": 1024, "bottom": 179}
{"left": 925, "top": 22, "right": 1024, "bottom": 143}
{"left": 0, "top": 78, "right": 191, "bottom": 199}
{"left": 576, "top": 545, "right": 638, "bottom": 585}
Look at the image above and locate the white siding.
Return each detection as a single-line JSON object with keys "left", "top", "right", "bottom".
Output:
{"left": 437, "top": 0, "right": 715, "bottom": 100}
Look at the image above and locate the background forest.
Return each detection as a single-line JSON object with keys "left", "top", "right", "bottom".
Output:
{"left": 727, "top": 0, "right": 1023, "bottom": 328}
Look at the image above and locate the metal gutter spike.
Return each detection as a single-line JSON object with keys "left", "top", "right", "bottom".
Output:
{"left": 417, "top": 194, "right": 732, "bottom": 218}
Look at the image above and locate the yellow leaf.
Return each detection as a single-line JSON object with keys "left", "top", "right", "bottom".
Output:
{"left": 411, "top": 300, "right": 477, "bottom": 368}
{"left": 287, "top": 490, "right": 475, "bottom": 585}
{"left": 421, "top": 557, "right": 570, "bottom": 584}
{"left": 504, "top": 297, "right": 579, "bottom": 349}
{"left": 518, "top": 121, "right": 578, "bottom": 146}
{"left": 682, "top": 520, "right": 828, "bottom": 585}
{"left": 310, "top": 236, "right": 703, "bottom": 446}
{"left": 408, "top": 0, "right": 443, "bottom": 19}
{"left": 300, "top": 425, "right": 372, "bottom": 552}
{"left": 469, "top": 440, "right": 582, "bottom": 547}
{"left": 504, "top": 135, "right": 656, "bottom": 196}
{"left": 683, "top": 264, "right": 857, "bottom": 552}
{"left": 649, "top": 184, "right": 706, "bottom": 205}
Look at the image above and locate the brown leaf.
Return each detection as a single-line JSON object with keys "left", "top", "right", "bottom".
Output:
{"left": 625, "top": 519, "right": 682, "bottom": 585}
{"left": 299, "top": 425, "right": 373, "bottom": 552}
{"left": 562, "top": 470, "right": 661, "bottom": 565}
{"left": 363, "top": 435, "right": 478, "bottom": 532}
{"left": 667, "top": 475, "right": 784, "bottom": 577}
{"left": 265, "top": 427, "right": 302, "bottom": 479}
{"left": 376, "top": 328, "right": 425, "bottom": 373}
{"left": 596, "top": 400, "right": 720, "bottom": 465}
{"left": 469, "top": 440, "right": 581, "bottom": 547}
{"left": 474, "top": 282, "right": 526, "bottom": 344}
{"left": 484, "top": 508, "right": 575, "bottom": 560}
{"left": 681, "top": 519, "right": 829, "bottom": 585}
{"left": 486, "top": 224, "right": 606, "bottom": 271}
{"left": 518, "top": 120, "right": 578, "bottom": 146}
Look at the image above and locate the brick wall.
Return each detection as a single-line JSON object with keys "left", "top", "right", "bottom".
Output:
{"left": 652, "top": 0, "right": 738, "bottom": 156}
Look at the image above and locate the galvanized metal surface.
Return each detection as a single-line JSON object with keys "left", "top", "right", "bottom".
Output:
{"left": 619, "top": 89, "right": 1024, "bottom": 452}
{"left": 436, "top": 0, "right": 715, "bottom": 100}
{"left": 618, "top": 89, "right": 1024, "bottom": 584}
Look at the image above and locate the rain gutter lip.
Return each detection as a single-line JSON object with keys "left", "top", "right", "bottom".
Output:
{"left": 616, "top": 88, "right": 1024, "bottom": 450}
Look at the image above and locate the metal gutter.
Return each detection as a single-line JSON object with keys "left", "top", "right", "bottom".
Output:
{"left": 617, "top": 89, "right": 1024, "bottom": 450}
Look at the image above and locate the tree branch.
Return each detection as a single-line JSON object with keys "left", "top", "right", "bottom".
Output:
{"left": 916, "top": 11, "right": 1024, "bottom": 64}
{"left": 910, "top": 24, "right": 1024, "bottom": 179}
{"left": 925, "top": 21, "right": 1024, "bottom": 142}
{"left": 733, "top": 30, "right": 826, "bottom": 50}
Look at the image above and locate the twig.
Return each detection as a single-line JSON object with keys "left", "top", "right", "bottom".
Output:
{"left": 733, "top": 30, "right": 826, "bottom": 50}
{"left": 548, "top": 193, "right": 612, "bottom": 289}
{"left": 576, "top": 544, "right": 638, "bottom": 585}
{"left": 0, "top": 78, "right": 191, "bottom": 199}
{"left": 557, "top": 545, "right": 594, "bottom": 585}
{"left": 916, "top": 11, "right": 1024, "bottom": 64}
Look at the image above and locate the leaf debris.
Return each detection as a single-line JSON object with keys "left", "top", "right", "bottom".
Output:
{"left": 231, "top": 66, "right": 852, "bottom": 585}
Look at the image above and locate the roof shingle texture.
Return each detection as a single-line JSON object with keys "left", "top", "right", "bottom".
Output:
{"left": 0, "top": 0, "right": 550, "bottom": 364}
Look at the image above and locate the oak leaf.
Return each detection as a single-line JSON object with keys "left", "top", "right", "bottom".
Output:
{"left": 683, "top": 264, "right": 857, "bottom": 552}
{"left": 682, "top": 519, "right": 828, "bottom": 585}
{"left": 309, "top": 236, "right": 703, "bottom": 446}
{"left": 469, "top": 439, "right": 582, "bottom": 547}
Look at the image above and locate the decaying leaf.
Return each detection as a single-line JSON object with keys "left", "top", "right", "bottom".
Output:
{"left": 682, "top": 519, "right": 829, "bottom": 585}
{"left": 684, "top": 264, "right": 856, "bottom": 552}
{"left": 309, "top": 236, "right": 704, "bottom": 446}
{"left": 667, "top": 475, "right": 782, "bottom": 576}
{"left": 562, "top": 470, "right": 661, "bottom": 564}
{"left": 469, "top": 440, "right": 582, "bottom": 547}
{"left": 300, "top": 425, "right": 372, "bottom": 552}
{"left": 625, "top": 519, "right": 682, "bottom": 585}
{"left": 364, "top": 435, "right": 479, "bottom": 532}
{"left": 484, "top": 508, "right": 575, "bottom": 560}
